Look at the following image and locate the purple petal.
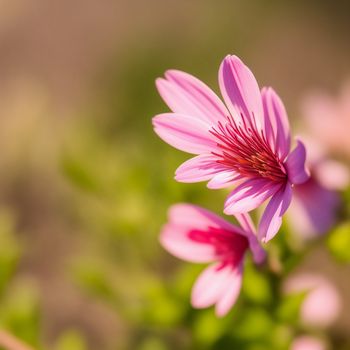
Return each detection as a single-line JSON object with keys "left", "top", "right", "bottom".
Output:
{"left": 224, "top": 178, "right": 281, "bottom": 214}
{"left": 258, "top": 184, "right": 293, "bottom": 242}
{"left": 261, "top": 87, "right": 291, "bottom": 158}
{"left": 152, "top": 113, "right": 217, "bottom": 154}
{"left": 285, "top": 139, "right": 310, "bottom": 184}
{"left": 289, "top": 177, "right": 340, "bottom": 238}
{"left": 218, "top": 55, "right": 264, "bottom": 130}
{"left": 156, "top": 70, "right": 229, "bottom": 124}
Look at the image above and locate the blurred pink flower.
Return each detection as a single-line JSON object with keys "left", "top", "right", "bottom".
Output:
{"left": 288, "top": 138, "right": 349, "bottom": 239}
{"left": 283, "top": 273, "right": 341, "bottom": 328}
{"left": 153, "top": 55, "right": 309, "bottom": 242}
{"left": 160, "top": 203, "right": 265, "bottom": 317}
{"left": 301, "top": 81, "right": 350, "bottom": 160}
{"left": 291, "top": 335, "right": 327, "bottom": 350}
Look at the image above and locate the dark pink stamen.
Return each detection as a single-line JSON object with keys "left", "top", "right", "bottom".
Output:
{"left": 188, "top": 226, "right": 249, "bottom": 266}
{"left": 210, "top": 115, "right": 287, "bottom": 183}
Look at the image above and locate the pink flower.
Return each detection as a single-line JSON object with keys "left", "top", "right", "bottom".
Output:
{"left": 153, "top": 55, "right": 309, "bottom": 242}
{"left": 301, "top": 81, "right": 350, "bottom": 160}
{"left": 160, "top": 203, "right": 265, "bottom": 317}
{"left": 291, "top": 336, "right": 327, "bottom": 350}
{"left": 283, "top": 273, "right": 341, "bottom": 328}
{"left": 288, "top": 138, "right": 349, "bottom": 239}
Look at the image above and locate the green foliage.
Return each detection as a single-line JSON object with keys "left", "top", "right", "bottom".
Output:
{"left": 276, "top": 290, "right": 307, "bottom": 324}
{"left": 71, "top": 259, "right": 116, "bottom": 301}
{"left": 327, "top": 221, "right": 350, "bottom": 262}
{"left": 242, "top": 263, "right": 272, "bottom": 305}
{"left": 0, "top": 211, "right": 21, "bottom": 296}
{"left": 233, "top": 308, "right": 274, "bottom": 341}
{"left": 143, "top": 279, "right": 185, "bottom": 327}
{"left": 58, "top": 104, "right": 348, "bottom": 348}
{"left": 0, "top": 279, "right": 41, "bottom": 347}
{"left": 61, "top": 152, "right": 104, "bottom": 195}
{"left": 137, "top": 337, "right": 168, "bottom": 350}
{"left": 193, "top": 310, "right": 227, "bottom": 346}
{"left": 54, "top": 330, "right": 88, "bottom": 350}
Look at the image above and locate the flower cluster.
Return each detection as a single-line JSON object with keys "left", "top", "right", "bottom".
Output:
{"left": 152, "top": 55, "right": 345, "bottom": 317}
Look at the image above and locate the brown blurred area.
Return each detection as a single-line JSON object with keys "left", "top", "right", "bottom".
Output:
{"left": 0, "top": 0, "right": 349, "bottom": 348}
{"left": 1, "top": 0, "right": 350, "bottom": 108}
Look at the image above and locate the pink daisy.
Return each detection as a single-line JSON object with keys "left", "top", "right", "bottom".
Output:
{"left": 153, "top": 55, "right": 309, "bottom": 242}
{"left": 283, "top": 273, "right": 341, "bottom": 329}
{"left": 301, "top": 81, "right": 350, "bottom": 160}
{"left": 291, "top": 336, "right": 327, "bottom": 350}
{"left": 160, "top": 203, "right": 265, "bottom": 317}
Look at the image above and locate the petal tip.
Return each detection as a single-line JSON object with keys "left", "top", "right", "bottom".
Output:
{"left": 286, "top": 139, "right": 310, "bottom": 185}
{"left": 155, "top": 77, "right": 168, "bottom": 93}
{"left": 164, "top": 69, "right": 182, "bottom": 79}
{"left": 224, "top": 54, "right": 241, "bottom": 63}
{"left": 215, "top": 306, "right": 229, "bottom": 318}
{"left": 223, "top": 206, "right": 233, "bottom": 215}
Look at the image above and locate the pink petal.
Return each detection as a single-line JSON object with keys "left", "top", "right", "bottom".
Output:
{"left": 218, "top": 55, "right": 264, "bottom": 130}
{"left": 302, "top": 285, "right": 341, "bottom": 328}
{"left": 175, "top": 154, "right": 225, "bottom": 183}
{"left": 191, "top": 263, "right": 231, "bottom": 309}
{"left": 156, "top": 70, "right": 229, "bottom": 124}
{"left": 206, "top": 170, "right": 241, "bottom": 189}
{"left": 234, "top": 213, "right": 266, "bottom": 264}
{"left": 284, "top": 273, "right": 341, "bottom": 329}
{"left": 168, "top": 203, "right": 238, "bottom": 233}
{"left": 215, "top": 263, "right": 243, "bottom": 317}
{"left": 315, "top": 160, "right": 350, "bottom": 190}
{"left": 152, "top": 113, "right": 217, "bottom": 154}
{"left": 285, "top": 139, "right": 310, "bottom": 184}
{"left": 261, "top": 87, "right": 291, "bottom": 158}
{"left": 291, "top": 336, "right": 326, "bottom": 350}
{"left": 191, "top": 262, "right": 242, "bottom": 315}
{"left": 258, "top": 184, "right": 292, "bottom": 242}
{"left": 224, "top": 178, "right": 281, "bottom": 214}
{"left": 234, "top": 212, "right": 256, "bottom": 234}
{"left": 160, "top": 223, "right": 216, "bottom": 263}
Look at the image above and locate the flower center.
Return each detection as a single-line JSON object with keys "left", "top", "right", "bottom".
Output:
{"left": 188, "top": 226, "right": 249, "bottom": 265}
{"left": 210, "top": 115, "right": 287, "bottom": 183}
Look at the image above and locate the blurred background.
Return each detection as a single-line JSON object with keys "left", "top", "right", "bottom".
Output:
{"left": 0, "top": 0, "right": 349, "bottom": 349}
